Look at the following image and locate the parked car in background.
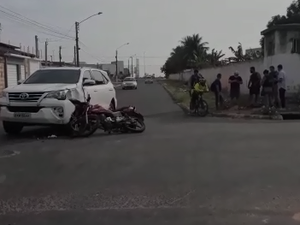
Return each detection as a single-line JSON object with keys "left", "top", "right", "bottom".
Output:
{"left": 145, "top": 78, "right": 153, "bottom": 84}
{"left": 122, "top": 77, "right": 137, "bottom": 90}
{"left": 0, "top": 67, "right": 117, "bottom": 135}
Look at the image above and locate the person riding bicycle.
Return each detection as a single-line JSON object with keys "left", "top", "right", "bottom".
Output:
{"left": 189, "top": 69, "right": 204, "bottom": 109}
{"left": 190, "top": 76, "right": 209, "bottom": 110}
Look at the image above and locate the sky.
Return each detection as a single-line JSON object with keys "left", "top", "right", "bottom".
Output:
{"left": 0, "top": 0, "right": 292, "bottom": 76}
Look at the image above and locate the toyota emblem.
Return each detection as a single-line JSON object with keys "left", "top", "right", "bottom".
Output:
{"left": 19, "top": 93, "right": 29, "bottom": 99}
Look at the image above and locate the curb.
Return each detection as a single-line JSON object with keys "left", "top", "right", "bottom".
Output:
{"left": 161, "top": 82, "right": 283, "bottom": 120}
{"left": 211, "top": 112, "right": 283, "bottom": 120}
{"left": 161, "top": 84, "right": 190, "bottom": 114}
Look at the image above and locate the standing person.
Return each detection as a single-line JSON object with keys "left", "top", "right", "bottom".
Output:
{"left": 248, "top": 67, "right": 261, "bottom": 106}
{"left": 261, "top": 69, "right": 274, "bottom": 109}
{"left": 228, "top": 71, "right": 243, "bottom": 104}
{"left": 269, "top": 66, "right": 279, "bottom": 107}
{"left": 277, "top": 64, "right": 286, "bottom": 109}
{"left": 210, "top": 73, "right": 223, "bottom": 110}
{"left": 188, "top": 69, "right": 203, "bottom": 110}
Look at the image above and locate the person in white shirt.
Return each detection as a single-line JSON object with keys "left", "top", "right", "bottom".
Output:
{"left": 277, "top": 64, "right": 286, "bottom": 108}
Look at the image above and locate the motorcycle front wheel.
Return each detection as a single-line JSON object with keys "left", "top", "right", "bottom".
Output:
{"left": 69, "top": 114, "right": 99, "bottom": 137}
{"left": 124, "top": 117, "right": 146, "bottom": 133}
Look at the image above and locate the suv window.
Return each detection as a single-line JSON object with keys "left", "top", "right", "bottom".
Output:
{"left": 83, "top": 70, "right": 92, "bottom": 81}
{"left": 91, "top": 70, "right": 106, "bottom": 84}
{"left": 100, "top": 71, "right": 110, "bottom": 82}
{"left": 24, "top": 69, "right": 81, "bottom": 84}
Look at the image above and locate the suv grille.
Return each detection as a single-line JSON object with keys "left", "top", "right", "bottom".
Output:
{"left": 7, "top": 106, "right": 43, "bottom": 113}
{"left": 8, "top": 92, "right": 45, "bottom": 102}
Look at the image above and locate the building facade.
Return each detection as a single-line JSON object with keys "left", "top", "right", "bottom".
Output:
{"left": 0, "top": 42, "right": 40, "bottom": 91}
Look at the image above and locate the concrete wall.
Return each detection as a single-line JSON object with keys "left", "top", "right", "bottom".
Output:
{"left": 169, "top": 59, "right": 263, "bottom": 93}
{"left": 0, "top": 57, "right": 5, "bottom": 91}
{"left": 169, "top": 53, "right": 300, "bottom": 94}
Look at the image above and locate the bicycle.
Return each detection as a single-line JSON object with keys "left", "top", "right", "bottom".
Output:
{"left": 190, "top": 92, "right": 209, "bottom": 116}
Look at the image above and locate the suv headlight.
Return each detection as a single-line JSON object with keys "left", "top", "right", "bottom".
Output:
{"left": 0, "top": 91, "right": 7, "bottom": 98}
{"left": 46, "top": 90, "right": 69, "bottom": 100}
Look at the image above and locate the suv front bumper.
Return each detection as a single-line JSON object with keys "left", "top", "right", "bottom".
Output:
{"left": 0, "top": 99, "right": 75, "bottom": 125}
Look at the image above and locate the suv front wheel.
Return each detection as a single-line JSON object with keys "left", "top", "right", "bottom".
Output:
{"left": 2, "top": 121, "right": 24, "bottom": 135}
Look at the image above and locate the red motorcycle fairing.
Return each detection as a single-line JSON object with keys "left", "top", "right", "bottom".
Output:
{"left": 89, "top": 104, "right": 114, "bottom": 116}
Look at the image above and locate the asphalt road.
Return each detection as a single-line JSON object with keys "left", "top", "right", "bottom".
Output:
{"left": 1, "top": 81, "right": 300, "bottom": 224}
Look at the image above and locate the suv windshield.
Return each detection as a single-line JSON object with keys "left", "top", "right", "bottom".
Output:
{"left": 24, "top": 69, "right": 81, "bottom": 84}
{"left": 124, "top": 78, "right": 136, "bottom": 81}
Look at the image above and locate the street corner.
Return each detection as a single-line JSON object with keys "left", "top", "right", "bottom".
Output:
{"left": 177, "top": 102, "right": 189, "bottom": 114}
{"left": 161, "top": 83, "right": 177, "bottom": 102}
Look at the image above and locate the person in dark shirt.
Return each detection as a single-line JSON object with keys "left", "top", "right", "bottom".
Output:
{"left": 269, "top": 66, "right": 279, "bottom": 107}
{"left": 228, "top": 71, "right": 243, "bottom": 101}
{"left": 248, "top": 66, "right": 261, "bottom": 106}
{"left": 261, "top": 69, "right": 274, "bottom": 108}
{"left": 210, "top": 73, "right": 223, "bottom": 110}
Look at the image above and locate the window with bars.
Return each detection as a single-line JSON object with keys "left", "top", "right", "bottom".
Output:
{"left": 291, "top": 38, "right": 300, "bottom": 53}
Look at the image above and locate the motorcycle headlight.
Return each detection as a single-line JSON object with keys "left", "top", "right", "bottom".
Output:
{"left": 46, "top": 90, "right": 69, "bottom": 100}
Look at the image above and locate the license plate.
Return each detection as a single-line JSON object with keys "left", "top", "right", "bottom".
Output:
{"left": 14, "top": 112, "right": 31, "bottom": 118}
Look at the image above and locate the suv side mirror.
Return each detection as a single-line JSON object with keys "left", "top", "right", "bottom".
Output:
{"left": 83, "top": 79, "right": 96, "bottom": 86}
{"left": 17, "top": 79, "right": 24, "bottom": 85}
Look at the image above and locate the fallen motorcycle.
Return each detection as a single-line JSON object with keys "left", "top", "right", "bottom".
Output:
{"left": 68, "top": 95, "right": 99, "bottom": 137}
{"left": 90, "top": 105, "right": 145, "bottom": 134}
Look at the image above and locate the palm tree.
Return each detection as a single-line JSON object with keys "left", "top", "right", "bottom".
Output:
{"left": 228, "top": 42, "right": 245, "bottom": 62}
{"left": 206, "top": 49, "right": 225, "bottom": 66}
{"left": 180, "top": 34, "right": 209, "bottom": 68}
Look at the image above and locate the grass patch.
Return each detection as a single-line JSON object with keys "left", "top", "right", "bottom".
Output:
{"left": 162, "top": 80, "right": 216, "bottom": 109}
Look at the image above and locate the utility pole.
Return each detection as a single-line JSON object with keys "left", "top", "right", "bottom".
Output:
{"left": 45, "top": 40, "right": 48, "bottom": 66}
{"left": 73, "top": 46, "right": 76, "bottom": 65}
{"left": 75, "top": 22, "right": 80, "bottom": 66}
{"left": 128, "top": 59, "right": 130, "bottom": 75}
{"left": 35, "top": 35, "right": 39, "bottom": 58}
{"left": 131, "top": 57, "right": 134, "bottom": 78}
{"left": 143, "top": 52, "right": 146, "bottom": 76}
{"left": 59, "top": 46, "right": 62, "bottom": 66}
{"left": 0, "top": 23, "right": 2, "bottom": 42}
{"left": 115, "top": 50, "right": 118, "bottom": 81}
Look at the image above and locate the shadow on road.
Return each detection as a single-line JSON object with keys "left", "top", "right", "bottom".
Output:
{"left": 0, "top": 126, "right": 69, "bottom": 145}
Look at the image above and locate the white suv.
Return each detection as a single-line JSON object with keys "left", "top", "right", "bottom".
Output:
{"left": 0, "top": 67, "right": 117, "bottom": 134}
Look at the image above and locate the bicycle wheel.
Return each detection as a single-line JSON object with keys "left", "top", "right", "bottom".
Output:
{"left": 195, "top": 99, "right": 208, "bottom": 116}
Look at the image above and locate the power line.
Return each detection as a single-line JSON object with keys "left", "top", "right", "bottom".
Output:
{"left": 0, "top": 13, "right": 73, "bottom": 40}
{"left": 0, "top": 5, "right": 73, "bottom": 37}
{"left": 0, "top": 4, "right": 69, "bottom": 33}
{"left": 0, "top": 6, "right": 74, "bottom": 40}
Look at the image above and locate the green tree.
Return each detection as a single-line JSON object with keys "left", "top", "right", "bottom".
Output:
{"left": 161, "top": 34, "right": 211, "bottom": 77}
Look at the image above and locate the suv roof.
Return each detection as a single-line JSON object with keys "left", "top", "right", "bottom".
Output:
{"left": 39, "top": 67, "right": 107, "bottom": 71}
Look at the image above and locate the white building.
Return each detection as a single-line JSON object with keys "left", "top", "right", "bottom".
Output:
{"left": 245, "top": 47, "right": 262, "bottom": 55}
{"left": 101, "top": 61, "right": 124, "bottom": 76}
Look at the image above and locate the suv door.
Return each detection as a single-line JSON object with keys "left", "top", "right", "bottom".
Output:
{"left": 82, "top": 70, "right": 98, "bottom": 105}
{"left": 91, "top": 69, "right": 111, "bottom": 108}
